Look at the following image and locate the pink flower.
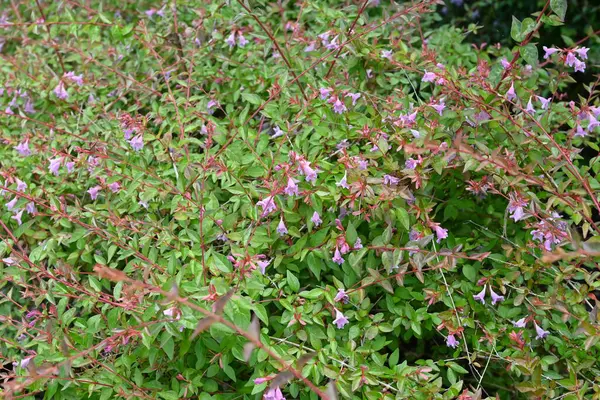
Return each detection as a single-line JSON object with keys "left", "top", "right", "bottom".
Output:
{"left": 15, "top": 178, "right": 27, "bottom": 192}
{"left": 534, "top": 322, "right": 549, "bottom": 339}
{"left": 513, "top": 317, "right": 527, "bottom": 328}
{"left": 500, "top": 57, "right": 511, "bottom": 69}
{"left": 446, "top": 333, "right": 459, "bottom": 348}
{"left": 334, "top": 288, "right": 348, "bottom": 302}
{"left": 574, "top": 124, "right": 586, "bottom": 138}
{"left": 431, "top": 99, "right": 446, "bottom": 116}
{"left": 542, "top": 46, "right": 559, "bottom": 59}
{"left": 381, "top": 49, "right": 392, "bottom": 60}
{"left": 163, "top": 307, "right": 181, "bottom": 320}
{"left": 332, "top": 98, "right": 347, "bottom": 114}
{"left": 588, "top": 114, "right": 600, "bottom": 132}
{"left": 5, "top": 106, "right": 13, "bottom": 115}
{"left": 304, "top": 42, "right": 316, "bottom": 52}
{"left": 53, "top": 81, "right": 68, "bottom": 100}
{"left": 356, "top": 159, "right": 368, "bottom": 170}
{"left": 506, "top": 83, "right": 516, "bottom": 101}
{"left": 525, "top": 97, "right": 535, "bottom": 114}
{"left": 405, "top": 158, "right": 418, "bottom": 170}
{"left": 226, "top": 32, "right": 236, "bottom": 48}
{"left": 26, "top": 202, "right": 37, "bottom": 215}
{"left": 422, "top": 71, "right": 436, "bottom": 83}
{"left": 339, "top": 239, "right": 350, "bottom": 254}
{"left": 63, "top": 71, "right": 83, "bottom": 86}
{"left": 433, "top": 225, "right": 448, "bottom": 242}
{"left": 311, "top": 211, "right": 322, "bottom": 226}
{"left": 345, "top": 92, "right": 361, "bottom": 106}
{"left": 336, "top": 172, "right": 349, "bottom": 189}
{"left": 108, "top": 182, "right": 121, "bottom": 193}
{"left": 237, "top": 33, "right": 249, "bottom": 47}
{"left": 257, "top": 196, "right": 277, "bottom": 216}
{"left": 332, "top": 247, "right": 344, "bottom": 265}
{"left": 318, "top": 31, "right": 330, "bottom": 43}
{"left": 284, "top": 177, "right": 298, "bottom": 196}
{"left": 383, "top": 174, "right": 400, "bottom": 186}
{"left": 565, "top": 52, "right": 577, "bottom": 67}
{"left": 264, "top": 386, "right": 286, "bottom": 400}
{"left": 473, "top": 285, "right": 486, "bottom": 304}
{"left": 129, "top": 135, "right": 144, "bottom": 151}
{"left": 272, "top": 126, "right": 284, "bottom": 138}
{"left": 48, "top": 157, "right": 62, "bottom": 176}
{"left": 18, "top": 356, "right": 35, "bottom": 369}
{"left": 123, "top": 128, "right": 134, "bottom": 140}
{"left": 298, "top": 160, "right": 318, "bottom": 183}
{"left": 410, "top": 129, "right": 421, "bottom": 139}
{"left": 87, "top": 156, "right": 99, "bottom": 172}
{"left": 66, "top": 161, "right": 75, "bottom": 173}
{"left": 325, "top": 35, "right": 339, "bottom": 50}
{"left": 88, "top": 186, "right": 101, "bottom": 200}
{"left": 490, "top": 287, "right": 504, "bottom": 305}
{"left": 254, "top": 377, "right": 269, "bottom": 385}
{"left": 207, "top": 100, "right": 218, "bottom": 112}
{"left": 14, "top": 140, "right": 31, "bottom": 157}
{"left": 257, "top": 259, "right": 270, "bottom": 274}
{"left": 6, "top": 197, "right": 18, "bottom": 211}
{"left": 536, "top": 96, "right": 551, "bottom": 110}
{"left": 319, "top": 87, "right": 333, "bottom": 100}
{"left": 332, "top": 309, "right": 349, "bottom": 329}
{"left": 354, "top": 238, "right": 363, "bottom": 249}
{"left": 24, "top": 99, "right": 36, "bottom": 114}
{"left": 574, "top": 47, "right": 589, "bottom": 60}
{"left": 11, "top": 209, "right": 24, "bottom": 226}
{"left": 276, "top": 219, "right": 288, "bottom": 236}
{"left": 508, "top": 192, "right": 528, "bottom": 221}
{"left": 573, "top": 59, "right": 586, "bottom": 73}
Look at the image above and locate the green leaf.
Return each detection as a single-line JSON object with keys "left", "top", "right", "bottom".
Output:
{"left": 411, "top": 321, "right": 422, "bottom": 336}
{"left": 396, "top": 208, "right": 410, "bottom": 231}
{"left": 520, "top": 18, "right": 536, "bottom": 38}
{"left": 389, "top": 348, "right": 399, "bottom": 366}
{"left": 449, "top": 362, "right": 469, "bottom": 374}
{"left": 161, "top": 335, "right": 175, "bottom": 360}
{"left": 521, "top": 43, "right": 539, "bottom": 66}
{"left": 89, "top": 276, "right": 103, "bottom": 292}
{"left": 241, "top": 93, "right": 263, "bottom": 105}
{"left": 299, "top": 288, "right": 323, "bottom": 299}
{"left": 511, "top": 16, "right": 523, "bottom": 42}
{"left": 223, "top": 365, "right": 237, "bottom": 381}
{"left": 346, "top": 221, "right": 358, "bottom": 245}
{"left": 462, "top": 264, "right": 477, "bottom": 282}
{"left": 287, "top": 270, "right": 300, "bottom": 292}
{"left": 212, "top": 252, "right": 233, "bottom": 273}
{"left": 550, "top": 0, "right": 567, "bottom": 21}
{"left": 98, "top": 12, "right": 112, "bottom": 24}
{"left": 158, "top": 391, "right": 180, "bottom": 400}
{"left": 254, "top": 303, "right": 269, "bottom": 326}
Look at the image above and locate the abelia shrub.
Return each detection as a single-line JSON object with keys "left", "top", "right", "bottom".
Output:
{"left": 1, "top": 0, "right": 600, "bottom": 399}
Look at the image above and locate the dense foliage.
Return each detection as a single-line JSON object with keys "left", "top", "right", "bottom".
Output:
{"left": 1, "top": 0, "right": 600, "bottom": 399}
